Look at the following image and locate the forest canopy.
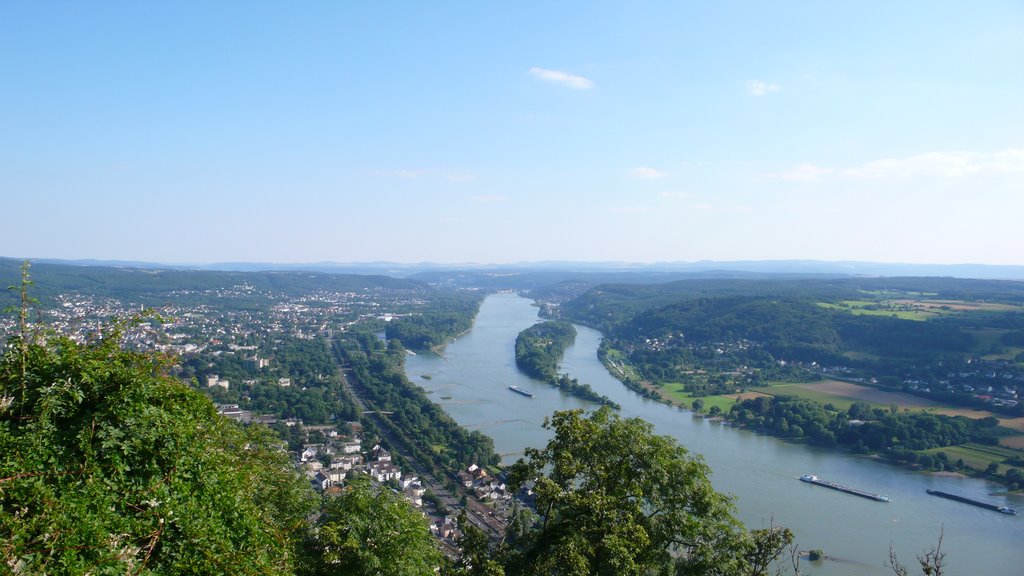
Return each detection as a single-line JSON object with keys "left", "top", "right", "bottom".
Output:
{"left": 0, "top": 329, "right": 317, "bottom": 574}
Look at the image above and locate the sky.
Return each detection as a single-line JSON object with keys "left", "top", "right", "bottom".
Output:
{"left": 2, "top": 1, "right": 1023, "bottom": 266}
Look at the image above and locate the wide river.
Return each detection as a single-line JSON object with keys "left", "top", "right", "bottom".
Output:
{"left": 405, "top": 293, "right": 1022, "bottom": 574}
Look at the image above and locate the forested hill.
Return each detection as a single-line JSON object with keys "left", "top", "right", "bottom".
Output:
{"left": 622, "top": 298, "right": 842, "bottom": 358}
{"left": 616, "top": 296, "right": 979, "bottom": 362}
{"left": 561, "top": 277, "right": 1024, "bottom": 332}
{"left": 0, "top": 257, "right": 427, "bottom": 306}
{"left": 554, "top": 276, "right": 1024, "bottom": 420}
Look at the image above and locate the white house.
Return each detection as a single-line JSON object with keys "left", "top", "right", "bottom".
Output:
{"left": 369, "top": 462, "right": 402, "bottom": 483}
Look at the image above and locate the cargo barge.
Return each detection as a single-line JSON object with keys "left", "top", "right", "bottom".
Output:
{"left": 926, "top": 489, "right": 1017, "bottom": 515}
{"left": 508, "top": 385, "right": 534, "bottom": 398}
{"left": 799, "top": 474, "right": 889, "bottom": 502}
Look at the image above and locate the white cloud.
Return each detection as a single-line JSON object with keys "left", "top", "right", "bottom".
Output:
{"left": 529, "top": 67, "right": 594, "bottom": 90}
{"left": 747, "top": 80, "right": 781, "bottom": 96}
{"left": 446, "top": 173, "right": 476, "bottom": 183}
{"left": 630, "top": 166, "right": 666, "bottom": 179}
{"left": 843, "top": 149, "right": 1024, "bottom": 179}
{"left": 660, "top": 191, "right": 691, "bottom": 199}
{"left": 767, "top": 149, "right": 1024, "bottom": 182}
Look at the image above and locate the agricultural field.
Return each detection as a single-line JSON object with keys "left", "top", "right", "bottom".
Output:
{"left": 796, "top": 380, "right": 943, "bottom": 408}
{"left": 600, "top": 347, "right": 644, "bottom": 382}
{"left": 817, "top": 300, "right": 940, "bottom": 321}
{"left": 999, "top": 435, "right": 1024, "bottom": 449}
{"left": 747, "top": 380, "right": 920, "bottom": 411}
{"left": 721, "top": 391, "right": 772, "bottom": 402}
{"left": 920, "top": 443, "right": 1023, "bottom": 475}
{"left": 819, "top": 298, "right": 1024, "bottom": 322}
{"left": 748, "top": 383, "right": 846, "bottom": 407}
{"left": 996, "top": 416, "right": 1024, "bottom": 435}
{"left": 858, "top": 290, "right": 939, "bottom": 297}
{"left": 658, "top": 383, "right": 737, "bottom": 414}
{"left": 891, "top": 299, "right": 1024, "bottom": 314}
{"left": 757, "top": 379, "right": 1002, "bottom": 415}
{"left": 753, "top": 379, "right": 1024, "bottom": 448}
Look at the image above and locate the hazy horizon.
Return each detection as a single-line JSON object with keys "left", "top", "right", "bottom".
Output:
{"left": 3, "top": 2, "right": 1022, "bottom": 266}
{"left": 8, "top": 254, "right": 1024, "bottom": 274}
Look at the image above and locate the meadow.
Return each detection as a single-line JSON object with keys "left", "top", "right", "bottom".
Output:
{"left": 920, "top": 443, "right": 1023, "bottom": 475}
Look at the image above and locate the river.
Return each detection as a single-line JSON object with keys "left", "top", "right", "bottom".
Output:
{"left": 405, "top": 293, "right": 1023, "bottom": 574}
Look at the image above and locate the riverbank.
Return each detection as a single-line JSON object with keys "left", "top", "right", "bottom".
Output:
{"left": 596, "top": 342, "right": 1024, "bottom": 491}
{"left": 408, "top": 293, "right": 1023, "bottom": 576}
{"left": 428, "top": 326, "right": 474, "bottom": 355}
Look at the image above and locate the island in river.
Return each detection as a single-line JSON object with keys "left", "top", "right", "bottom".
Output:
{"left": 514, "top": 320, "right": 620, "bottom": 408}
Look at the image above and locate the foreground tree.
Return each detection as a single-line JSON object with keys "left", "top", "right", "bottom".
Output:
{"left": 0, "top": 328, "right": 317, "bottom": 574}
{"left": 888, "top": 529, "right": 946, "bottom": 576}
{"left": 507, "top": 407, "right": 792, "bottom": 576}
{"left": 304, "top": 475, "right": 442, "bottom": 576}
{"left": 442, "top": 511, "right": 506, "bottom": 576}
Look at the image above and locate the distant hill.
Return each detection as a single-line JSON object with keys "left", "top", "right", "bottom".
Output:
{"left": 559, "top": 276, "right": 1024, "bottom": 332}
{"left": 10, "top": 257, "right": 1024, "bottom": 281}
{"left": 0, "top": 257, "right": 427, "bottom": 307}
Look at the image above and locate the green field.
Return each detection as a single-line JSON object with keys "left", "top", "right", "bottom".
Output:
{"left": 749, "top": 383, "right": 866, "bottom": 411}
{"left": 840, "top": 350, "right": 884, "bottom": 361}
{"left": 753, "top": 380, "right": 1002, "bottom": 415}
{"left": 602, "top": 344, "right": 643, "bottom": 381}
{"left": 921, "top": 443, "right": 1022, "bottom": 474}
{"left": 659, "top": 383, "right": 736, "bottom": 413}
{"left": 817, "top": 300, "right": 937, "bottom": 321}
{"left": 749, "top": 385, "right": 1024, "bottom": 473}
{"left": 858, "top": 290, "right": 939, "bottom": 297}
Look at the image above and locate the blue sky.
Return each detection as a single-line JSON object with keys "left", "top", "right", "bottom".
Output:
{"left": 2, "top": 1, "right": 1022, "bottom": 265}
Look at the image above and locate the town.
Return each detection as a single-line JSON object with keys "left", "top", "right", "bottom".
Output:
{"left": 0, "top": 276, "right": 523, "bottom": 555}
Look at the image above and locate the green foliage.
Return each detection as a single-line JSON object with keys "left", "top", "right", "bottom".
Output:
{"left": 385, "top": 294, "right": 483, "bottom": 349}
{"left": 515, "top": 321, "right": 620, "bottom": 408}
{"left": 506, "top": 407, "right": 791, "bottom": 576}
{"left": 624, "top": 297, "right": 843, "bottom": 358}
{"left": 0, "top": 330, "right": 317, "bottom": 574}
{"left": 834, "top": 314, "right": 973, "bottom": 356}
{"left": 184, "top": 336, "right": 359, "bottom": 424}
{"left": 729, "top": 395, "right": 1000, "bottom": 454}
{"left": 561, "top": 276, "right": 1024, "bottom": 334}
{"left": 560, "top": 278, "right": 1024, "bottom": 418}
{"left": 0, "top": 256, "right": 427, "bottom": 309}
{"left": 515, "top": 321, "right": 578, "bottom": 382}
{"left": 444, "top": 511, "right": 506, "bottom": 576}
{"left": 303, "top": 476, "right": 441, "bottom": 576}
{"left": 335, "top": 334, "right": 499, "bottom": 473}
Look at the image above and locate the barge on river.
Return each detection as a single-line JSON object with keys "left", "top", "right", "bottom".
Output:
{"left": 926, "top": 489, "right": 1017, "bottom": 515}
{"left": 799, "top": 474, "right": 890, "bottom": 502}
{"left": 508, "top": 385, "right": 535, "bottom": 398}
